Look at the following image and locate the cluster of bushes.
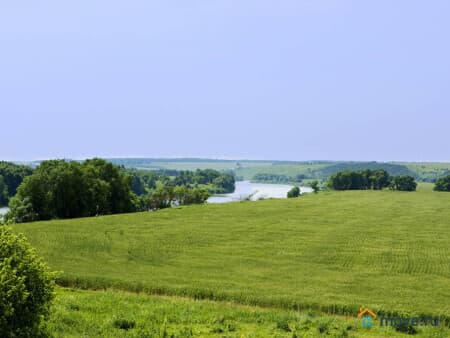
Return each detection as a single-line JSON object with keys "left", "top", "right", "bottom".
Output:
{"left": 434, "top": 175, "right": 450, "bottom": 191}
{"left": 315, "top": 162, "right": 415, "bottom": 178}
{"left": 287, "top": 181, "right": 320, "bottom": 198}
{"left": 328, "top": 169, "right": 417, "bottom": 191}
{"left": 287, "top": 186, "right": 300, "bottom": 198}
{"left": 143, "top": 185, "right": 210, "bottom": 210}
{"left": 0, "top": 226, "right": 55, "bottom": 337}
{"left": 127, "top": 168, "right": 235, "bottom": 196}
{"left": 128, "top": 168, "right": 236, "bottom": 211}
{"left": 389, "top": 175, "right": 417, "bottom": 192}
{"left": 172, "top": 169, "right": 235, "bottom": 193}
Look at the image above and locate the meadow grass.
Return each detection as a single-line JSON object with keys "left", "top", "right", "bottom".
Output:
{"left": 50, "top": 288, "right": 449, "bottom": 337}
{"left": 14, "top": 190, "right": 450, "bottom": 322}
{"left": 416, "top": 182, "right": 435, "bottom": 192}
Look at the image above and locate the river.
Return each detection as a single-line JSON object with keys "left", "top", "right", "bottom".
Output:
{"left": 0, "top": 182, "right": 311, "bottom": 213}
{"left": 207, "top": 181, "right": 312, "bottom": 203}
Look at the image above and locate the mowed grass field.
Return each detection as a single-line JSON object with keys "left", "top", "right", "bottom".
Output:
{"left": 14, "top": 190, "right": 450, "bottom": 321}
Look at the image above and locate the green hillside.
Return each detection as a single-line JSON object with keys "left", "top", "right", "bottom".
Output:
{"left": 14, "top": 190, "right": 450, "bottom": 323}
{"left": 106, "top": 158, "right": 450, "bottom": 182}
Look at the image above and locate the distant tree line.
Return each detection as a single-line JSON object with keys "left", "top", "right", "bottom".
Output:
{"left": 126, "top": 168, "right": 234, "bottom": 211}
{"left": 316, "top": 162, "right": 415, "bottom": 179}
{"left": 5, "top": 159, "right": 136, "bottom": 223}
{"left": 126, "top": 168, "right": 235, "bottom": 196}
{"left": 2, "top": 160, "right": 235, "bottom": 223}
{"left": 0, "top": 161, "right": 34, "bottom": 206}
{"left": 328, "top": 169, "right": 417, "bottom": 191}
{"left": 252, "top": 173, "right": 305, "bottom": 184}
{"left": 143, "top": 185, "right": 210, "bottom": 210}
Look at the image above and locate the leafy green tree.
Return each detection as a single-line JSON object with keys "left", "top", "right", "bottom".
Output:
{"left": 212, "top": 173, "right": 235, "bottom": 193}
{"left": 370, "top": 169, "right": 391, "bottom": 190}
{"left": 434, "top": 175, "right": 450, "bottom": 191}
{"left": 146, "top": 186, "right": 173, "bottom": 210}
{"left": 4, "top": 197, "right": 38, "bottom": 224}
{"left": 328, "top": 169, "right": 391, "bottom": 190}
{"left": 173, "top": 186, "right": 209, "bottom": 205}
{"left": 0, "top": 176, "right": 8, "bottom": 206}
{"left": 0, "top": 227, "right": 55, "bottom": 337}
{"left": 310, "top": 180, "right": 320, "bottom": 193}
{"left": 122, "top": 168, "right": 235, "bottom": 196}
{"left": 390, "top": 175, "right": 417, "bottom": 191}
{"left": 84, "top": 158, "right": 136, "bottom": 214}
{"left": 145, "top": 185, "right": 210, "bottom": 210}
{"left": 0, "top": 162, "right": 33, "bottom": 205}
{"left": 7, "top": 159, "right": 137, "bottom": 223}
{"left": 287, "top": 186, "right": 300, "bottom": 198}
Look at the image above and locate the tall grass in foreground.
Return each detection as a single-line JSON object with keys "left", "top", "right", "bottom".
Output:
{"left": 50, "top": 288, "right": 450, "bottom": 337}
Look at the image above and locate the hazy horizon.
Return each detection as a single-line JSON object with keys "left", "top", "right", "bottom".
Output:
{"left": 8, "top": 156, "right": 450, "bottom": 164}
{"left": 1, "top": 1, "right": 449, "bottom": 162}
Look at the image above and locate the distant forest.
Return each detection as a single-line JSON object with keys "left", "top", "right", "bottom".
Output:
{"left": 1, "top": 159, "right": 235, "bottom": 223}
{"left": 103, "top": 158, "right": 450, "bottom": 183}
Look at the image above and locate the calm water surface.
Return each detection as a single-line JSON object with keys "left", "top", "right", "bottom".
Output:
{"left": 0, "top": 183, "right": 311, "bottom": 213}
{"left": 208, "top": 181, "right": 312, "bottom": 203}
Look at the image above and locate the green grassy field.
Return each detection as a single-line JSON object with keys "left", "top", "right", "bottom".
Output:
{"left": 49, "top": 288, "right": 449, "bottom": 337}
{"left": 14, "top": 190, "right": 450, "bottom": 322}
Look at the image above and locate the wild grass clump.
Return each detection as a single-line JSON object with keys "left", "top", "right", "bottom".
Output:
{"left": 113, "top": 318, "right": 136, "bottom": 330}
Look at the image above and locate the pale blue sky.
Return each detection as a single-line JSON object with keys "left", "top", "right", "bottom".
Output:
{"left": 1, "top": 1, "right": 449, "bottom": 161}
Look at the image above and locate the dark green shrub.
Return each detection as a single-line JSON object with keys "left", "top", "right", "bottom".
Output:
{"left": 287, "top": 186, "right": 300, "bottom": 198}
{"left": 210, "top": 326, "right": 224, "bottom": 333}
{"left": 276, "top": 317, "right": 291, "bottom": 331}
{"left": 317, "top": 319, "right": 330, "bottom": 334}
{"left": 310, "top": 180, "right": 320, "bottom": 193}
{"left": 395, "top": 322, "right": 418, "bottom": 335}
{"left": 389, "top": 175, "right": 417, "bottom": 191}
{"left": 0, "top": 226, "right": 55, "bottom": 337}
{"left": 434, "top": 175, "right": 450, "bottom": 191}
{"left": 113, "top": 318, "right": 136, "bottom": 330}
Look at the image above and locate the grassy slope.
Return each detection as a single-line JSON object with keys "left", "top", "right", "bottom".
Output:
{"left": 15, "top": 190, "right": 450, "bottom": 319}
{"left": 235, "top": 163, "right": 328, "bottom": 181}
{"left": 401, "top": 162, "right": 450, "bottom": 182}
{"left": 50, "top": 288, "right": 449, "bottom": 337}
